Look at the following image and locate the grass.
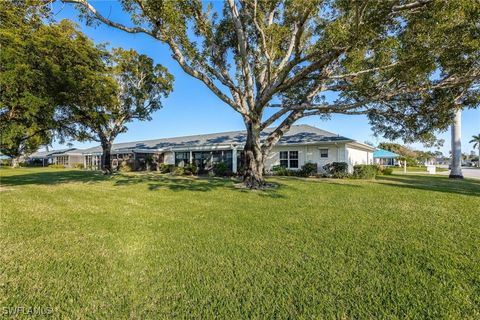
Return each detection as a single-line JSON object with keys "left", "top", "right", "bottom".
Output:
{"left": 1, "top": 168, "right": 479, "bottom": 319}
{"left": 391, "top": 165, "right": 449, "bottom": 172}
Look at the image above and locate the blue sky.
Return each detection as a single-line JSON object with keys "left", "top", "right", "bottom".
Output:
{"left": 49, "top": 2, "right": 479, "bottom": 155}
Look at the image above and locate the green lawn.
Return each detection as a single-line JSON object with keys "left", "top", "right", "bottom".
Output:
{"left": 391, "top": 165, "right": 449, "bottom": 172}
{"left": 1, "top": 168, "right": 479, "bottom": 319}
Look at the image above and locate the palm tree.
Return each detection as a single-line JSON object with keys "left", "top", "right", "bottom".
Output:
{"left": 469, "top": 134, "right": 480, "bottom": 168}
{"left": 449, "top": 109, "right": 463, "bottom": 179}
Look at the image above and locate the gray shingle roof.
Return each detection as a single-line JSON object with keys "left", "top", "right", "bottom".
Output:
{"left": 30, "top": 125, "right": 362, "bottom": 156}
{"left": 29, "top": 148, "right": 79, "bottom": 158}
{"left": 81, "top": 125, "right": 352, "bottom": 154}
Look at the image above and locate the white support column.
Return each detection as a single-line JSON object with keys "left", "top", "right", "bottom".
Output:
{"left": 232, "top": 146, "right": 238, "bottom": 173}
{"left": 189, "top": 150, "right": 193, "bottom": 164}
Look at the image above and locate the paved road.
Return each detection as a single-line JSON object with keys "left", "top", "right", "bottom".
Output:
{"left": 439, "top": 167, "right": 480, "bottom": 180}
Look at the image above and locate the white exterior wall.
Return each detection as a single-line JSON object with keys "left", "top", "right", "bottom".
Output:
{"left": 266, "top": 143, "right": 348, "bottom": 173}
{"left": 265, "top": 143, "right": 373, "bottom": 173}
{"left": 345, "top": 144, "right": 373, "bottom": 172}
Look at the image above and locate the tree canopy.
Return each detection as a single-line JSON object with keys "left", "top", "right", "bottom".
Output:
{"left": 62, "top": 0, "right": 479, "bottom": 187}
{"left": 70, "top": 48, "right": 173, "bottom": 173}
{"left": 0, "top": 1, "right": 106, "bottom": 163}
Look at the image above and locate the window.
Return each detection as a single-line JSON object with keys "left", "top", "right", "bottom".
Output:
{"left": 175, "top": 152, "right": 190, "bottom": 166}
{"left": 280, "top": 151, "right": 289, "bottom": 167}
{"left": 56, "top": 155, "right": 69, "bottom": 166}
{"left": 289, "top": 151, "right": 298, "bottom": 168}
{"left": 279, "top": 151, "right": 298, "bottom": 168}
{"left": 320, "top": 148, "right": 329, "bottom": 158}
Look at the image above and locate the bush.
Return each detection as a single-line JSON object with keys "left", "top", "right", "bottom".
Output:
{"left": 272, "top": 165, "right": 295, "bottom": 176}
{"left": 73, "top": 163, "right": 84, "bottom": 169}
{"left": 48, "top": 164, "right": 66, "bottom": 169}
{"left": 323, "top": 162, "right": 349, "bottom": 178}
{"left": 381, "top": 167, "right": 393, "bottom": 175}
{"left": 213, "top": 162, "right": 231, "bottom": 176}
{"left": 353, "top": 164, "right": 378, "bottom": 179}
{"left": 159, "top": 163, "right": 175, "bottom": 173}
{"left": 300, "top": 163, "right": 318, "bottom": 177}
{"left": 119, "top": 161, "right": 133, "bottom": 172}
{"left": 173, "top": 166, "right": 185, "bottom": 175}
{"left": 183, "top": 163, "right": 198, "bottom": 175}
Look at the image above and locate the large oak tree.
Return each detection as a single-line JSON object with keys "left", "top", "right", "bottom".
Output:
{"left": 70, "top": 48, "right": 173, "bottom": 174}
{"left": 63, "top": 0, "right": 479, "bottom": 187}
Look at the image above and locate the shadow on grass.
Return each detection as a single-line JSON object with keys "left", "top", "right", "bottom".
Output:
{"left": 0, "top": 169, "right": 288, "bottom": 198}
{"left": 0, "top": 170, "right": 107, "bottom": 186}
{"left": 376, "top": 174, "right": 480, "bottom": 197}
{"left": 114, "top": 174, "right": 233, "bottom": 192}
{"left": 113, "top": 173, "right": 288, "bottom": 198}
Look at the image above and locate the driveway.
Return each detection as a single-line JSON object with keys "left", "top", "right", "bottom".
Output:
{"left": 439, "top": 167, "right": 480, "bottom": 180}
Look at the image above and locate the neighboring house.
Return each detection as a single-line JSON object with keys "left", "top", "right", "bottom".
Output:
{"left": 32, "top": 125, "right": 375, "bottom": 173}
{"left": 29, "top": 148, "right": 84, "bottom": 168}
{"left": 0, "top": 154, "right": 12, "bottom": 166}
{"left": 373, "top": 148, "right": 400, "bottom": 166}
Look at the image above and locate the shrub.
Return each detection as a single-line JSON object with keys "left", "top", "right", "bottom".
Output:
{"left": 353, "top": 164, "right": 377, "bottom": 179}
{"left": 119, "top": 161, "right": 133, "bottom": 172}
{"left": 301, "top": 162, "right": 318, "bottom": 177}
{"left": 48, "top": 164, "right": 65, "bottom": 169}
{"left": 173, "top": 166, "right": 185, "bottom": 175}
{"left": 323, "top": 162, "right": 349, "bottom": 178}
{"left": 272, "top": 165, "right": 295, "bottom": 176}
{"left": 381, "top": 167, "right": 393, "bottom": 175}
{"left": 73, "top": 163, "right": 84, "bottom": 169}
{"left": 213, "top": 162, "right": 230, "bottom": 176}
{"left": 159, "top": 163, "right": 175, "bottom": 173}
{"left": 183, "top": 163, "right": 198, "bottom": 175}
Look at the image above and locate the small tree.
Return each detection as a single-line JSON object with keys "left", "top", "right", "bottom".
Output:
{"left": 63, "top": 0, "right": 479, "bottom": 187}
{"left": 470, "top": 134, "right": 480, "bottom": 167}
{"left": 71, "top": 48, "right": 173, "bottom": 174}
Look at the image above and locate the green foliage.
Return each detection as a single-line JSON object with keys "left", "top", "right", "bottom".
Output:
{"left": 73, "top": 163, "right": 85, "bottom": 169}
{"left": 470, "top": 134, "right": 480, "bottom": 150}
{"left": 381, "top": 167, "right": 394, "bottom": 175}
{"left": 183, "top": 163, "right": 198, "bottom": 175}
{"left": 322, "top": 162, "right": 349, "bottom": 179}
{"left": 0, "top": 2, "right": 107, "bottom": 158}
{"left": 119, "top": 161, "right": 133, "bottom": 172}
{"left": 48, "top": 164, "right": 66, "bottom": 169}
{"left": 300, "top": 163, "right": 318, "bottom": 177}
{"left": 159, "top": 164, "right": 175, "bottom": 174}
{"left": 353, "top": 165, "right": 378, "bottom": 179}
{"left": 213, "top": 162, "right": 229, "bottom": 177}
{"left": 173, "top": 166, "right": 185, "bottom": 176}
{"left": 271, "top": 165, "right": 296, "bottom": 177}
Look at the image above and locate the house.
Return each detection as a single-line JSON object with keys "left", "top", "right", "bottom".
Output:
{"left": 373, "top": 148, "right": 400, "bottom": 166}
{"left": 29, "top": 148, "right": 84, "bottom": 168}
{"left": 31, "top": 125, "right": 374, "bottom": 172}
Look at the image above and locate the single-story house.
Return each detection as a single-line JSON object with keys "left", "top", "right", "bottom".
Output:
{"left": 29, "top": 148, "right": 84, "bottom": 168}
{"left": 31, "top": 125, "right": 375, "bottom": 173}
{"left": 373, "top": 148, "right": 400, "bottom": 166}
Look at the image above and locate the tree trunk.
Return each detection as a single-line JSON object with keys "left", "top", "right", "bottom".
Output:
{"left": 243, "top": 121, "right": 266, "bottom": 188}
{"left": 11, "top": 156, "right": 20, "bottom": 168}
{"left": 101, "top": 141, "right": 113, "bottom": 175}
{"left": 449, "top": 109, "right": 463, "bottom": 179}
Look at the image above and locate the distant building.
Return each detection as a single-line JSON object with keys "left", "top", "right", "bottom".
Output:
{"left": 30, "top": 125, "right": 375, "bottom": 173}
{"left": 373, "top": 148, "right": 400, "bottom": 166}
